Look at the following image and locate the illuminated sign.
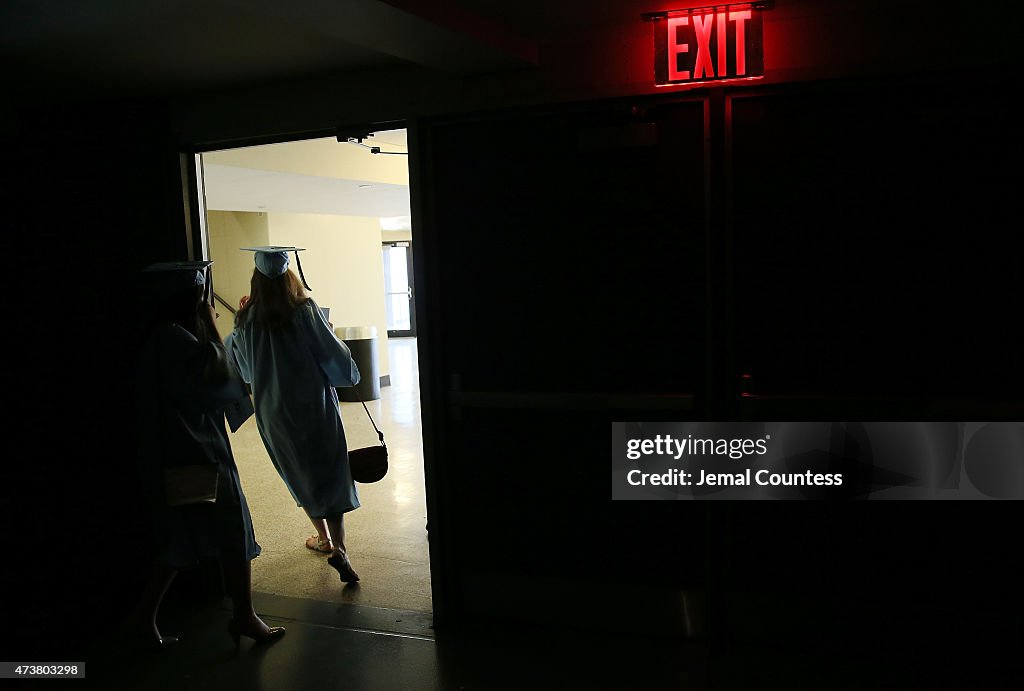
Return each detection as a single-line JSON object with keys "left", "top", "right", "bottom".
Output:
{"left": 647, "top": 3, "right": 764, "bottom": 86}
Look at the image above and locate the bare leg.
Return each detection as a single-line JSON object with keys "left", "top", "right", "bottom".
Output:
{"left": 325, "top": 515, "right": 359, "bottom": 582}
{"left": 325, "top": 515, "right": 346, "bottom": 553}
{"left": 306, "top": 513, "right": 330, "bottom": 544}
{"left": 305, "top": 512, "right": 332, "bottom": 551}
{"left": 124, "top": 564, "right": 178, "bottom": 641}
{"left": 221, "top": 557, "right": 278, "bottom": 638}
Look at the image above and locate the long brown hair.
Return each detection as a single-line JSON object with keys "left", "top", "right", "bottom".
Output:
{"left": 235, "top": 268, "right": 309, "bottom": 329}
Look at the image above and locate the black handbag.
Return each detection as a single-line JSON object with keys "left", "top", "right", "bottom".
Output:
{"left": 163, "top": 464, "right": 219, "bottom": 506}
{"left": 348, "top": 396, "right": 388, "bottom": 483}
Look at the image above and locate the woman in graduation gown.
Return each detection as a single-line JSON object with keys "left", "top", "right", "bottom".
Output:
{"left": 128, "top": 261, "right": 285, "bottom": 648}
{"left": 225, "top": 247, "right": 362, "bottom": 583}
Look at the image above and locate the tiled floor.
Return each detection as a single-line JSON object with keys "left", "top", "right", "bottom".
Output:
{"left": 228, "top": 336, "right": 432, "bottom": 613}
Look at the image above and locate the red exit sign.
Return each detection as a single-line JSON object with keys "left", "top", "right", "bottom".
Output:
{"left": 647, "top": 3, "right": 764, "bottom": 86}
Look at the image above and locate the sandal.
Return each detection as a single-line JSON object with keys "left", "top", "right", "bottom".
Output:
{"left": 305, "top": 535, "right": 333, "bottom": 553}
{"left": 327, "top": 549, "right": 360, "bottom": 582}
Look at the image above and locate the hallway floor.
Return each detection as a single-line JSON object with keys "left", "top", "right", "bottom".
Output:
{"left": 86, "top": 590, "right": 713, "bottom": 690}
{"left": 229, "top": 336, "right": 431, "bottom": 613}
{"left": 82, "top": 590, "right": 1017, "bottom": 690}
{"left": 78, "top": 344, "right": 1023, "bottom": 689}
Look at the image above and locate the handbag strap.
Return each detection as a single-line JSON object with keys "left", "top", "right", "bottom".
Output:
{"left": 352, "top": 387, "right": 386, "bottom": 448}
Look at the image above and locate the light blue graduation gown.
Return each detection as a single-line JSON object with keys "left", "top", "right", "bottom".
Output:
{"left": 225, "top": 299, "right": 361, "bottom": 518}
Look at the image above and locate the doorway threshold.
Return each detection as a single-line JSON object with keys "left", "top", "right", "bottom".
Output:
{"left": 222, "top": 591, "right": 435, "bottom": 640}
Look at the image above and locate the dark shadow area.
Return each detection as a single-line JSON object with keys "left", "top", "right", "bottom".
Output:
{"left": 2, "top": 6, "right": 1023, "bottom": 686}
{"left": 732, "top": 73, "right": 1024, "bottom": 400}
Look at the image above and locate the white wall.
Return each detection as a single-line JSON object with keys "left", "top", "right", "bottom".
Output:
{"left": 381, "top": 229, "right": 413, "bottom": 243}
{"left": 268, "top": 212, "right": 391, "bottom": 379}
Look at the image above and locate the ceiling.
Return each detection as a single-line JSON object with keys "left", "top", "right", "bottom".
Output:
{"left": 2, "top": 1, "right": 652, "bottom": 223}
{"left": 203, "top": 130, "right": 412, "bottom": 223}
{"left": 1, "top": 1, "right": 659, "bottom": 102}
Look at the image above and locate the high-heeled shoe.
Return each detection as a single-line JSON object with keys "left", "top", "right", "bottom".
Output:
{"left": 227, "top": 618, "right": 286, "bottom": 648}
{"left": 327, "top": 549, "right": 360, "bottom": 583}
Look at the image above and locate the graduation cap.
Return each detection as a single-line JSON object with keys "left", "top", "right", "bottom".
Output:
{"left": 139, "top": 260, "right": 214, "bottom": 304}
{"left": 241, "top": 246, "right": 312, "bottom": 290}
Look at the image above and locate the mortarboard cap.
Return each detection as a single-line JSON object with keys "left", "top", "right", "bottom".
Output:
{"left": 241, "top": 246, "right": 311, "bottom": 290}
{"left": 139, "top": 261, "right": 213, "bottom": 300}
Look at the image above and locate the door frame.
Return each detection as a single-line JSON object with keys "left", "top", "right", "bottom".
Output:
{"left": 179, "top": 121, "right": 452, "bottom": 627}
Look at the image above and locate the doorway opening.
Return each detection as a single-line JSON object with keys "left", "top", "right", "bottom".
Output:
{"left": 198, "top": 129, "right": 431, "bottom": 615}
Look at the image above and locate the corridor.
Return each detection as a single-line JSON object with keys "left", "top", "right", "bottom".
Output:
{"left": 228, "top": 337, "right": 431, "bottom": 613}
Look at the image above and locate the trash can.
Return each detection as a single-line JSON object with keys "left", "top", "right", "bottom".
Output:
{"left": 334, "top": 325, "right": 380, "bottom": 401}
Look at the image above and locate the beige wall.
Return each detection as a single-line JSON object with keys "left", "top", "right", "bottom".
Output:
{"left": 267, "top": 212, "right": 391, "bottom": 379}
{"left": 207, "top": 210, "right": 270, "bottom": 340}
